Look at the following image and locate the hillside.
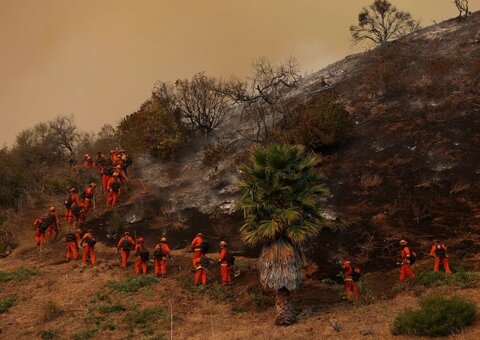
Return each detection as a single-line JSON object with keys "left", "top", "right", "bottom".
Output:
{"left": 2, "top": 11, "right": 480, "bottom": 340}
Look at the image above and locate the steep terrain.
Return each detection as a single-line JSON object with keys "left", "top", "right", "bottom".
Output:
{"left": 2, "top": 12, "right": 480, "bottom": 340}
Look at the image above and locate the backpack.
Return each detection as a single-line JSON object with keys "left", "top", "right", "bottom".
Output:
{"left": 66, "top": 232, "right": 76, "bottom": 242}
{"left": 85, "top": 237, "right": 96, "bottom": 247}
{"left": 39, "top": 220, "right": 49, "bottom": 233}
{"left": 65, "top": 195, "right": 74, "bottom": 209}
{"left": 71, "top": 205, "right": 81, "bottom": 216}
{"left": 103, "top": 166, "right": 114, "bottom": 176}
{"left": 409, "top": 249, "right": 417, "bottom": 265}
{"left": 199, "top": 256, "right": 210, "bottom": 268}
{"left": 111, "top": 181, "right": 121, "bottom": 192}
{"left": 121, "top": 239, "right": 132, "bottom": 251}
{"left": 435, "top": 246, "right": 446, "bottom": 258}
{"left": 153, "top": 249, "right": 164, "bottom": 260}
{"left": 199, "top": 241, "right": 210, "bottom": 253}
{"left": 226, "top": 252, "right": 235, "bottom": 266}
{"left": 140, "top": 249, "right": 150, "bottom": 262}
{"left": 352, "top": 268, "right": 361, "bottom": 282}
{"left": 125, "top": 155, "right": 133, "bottom": 167}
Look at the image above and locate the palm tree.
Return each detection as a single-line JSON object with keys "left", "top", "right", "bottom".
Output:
{"left": 239, "top": 144, "right": 328, "bottom": 326}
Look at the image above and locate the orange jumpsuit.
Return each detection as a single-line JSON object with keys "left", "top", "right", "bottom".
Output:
{"left": 194, "top": 259, "right": 207, "bottom": 286}
{"left": 430, "top": 244, "right": 452, "bottom": 274}
{"left": 94, "top": 154, "right": 106, "bottom": 172}
{"left": 66, "top": 233, "right": 79, "bottom": 261}
{"left": 117, "top": 236, "right": 135, "bottom": 268}
{"left": 102, "top": 168, "right": 112, "bottom": 192}
{"left": 112, "top": 170, "right": 127, "bottom": 197}
{"left": 83, "top": 186, "right": 95, "bottom": 213}
{"left": 134, "top": 243, "right": 148, "bottom": 275}
{"left": 400, "top": 246, "right": 415, "bottom": 281}
{"left": 65, "top": 193, "right": 79, "bottom": 223}
{"left": 106, "top": 178, "right": 121, "bottom": 207}
{"left": 46, "top": 212, "right": 60, "bottom": 241}
{"left": 34, "top": 218, "right": 45, "bottom": 248}
{"left": 343, "top": 263, "right": 359, "bottom": 302}
{"left": 219, "top": 248, "right": 232, "bottom": 284}
{"left": 154, "top": 242, "right": 171, "bottom": 276}
{"left": 191, "top": 236, "right": 204, "bottom": 266}
{"left": 81, "top": 233, "right": 96, "bottom": 266}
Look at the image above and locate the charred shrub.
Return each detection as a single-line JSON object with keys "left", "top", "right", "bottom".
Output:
{"left": 202, "top": 142, "right": 227, "bottom": 171}
{"left": 278, "top": 92, "right": 351, "bottom": 150}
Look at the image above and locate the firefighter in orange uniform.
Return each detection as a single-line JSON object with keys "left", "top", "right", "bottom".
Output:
{"left": 154, "top": 237, "right": 171, "bottom": 277}
{"left": 106, "top": 173, "right": 122, "bottom": 207}
{"left": 64, "top": 188, "right": 79, "bottom": 223}
{"left": 191, "top": 233, "right": 204, "bottom": 267}
{"left": 34, "top": 218, "right": 46, "bottom": 250}
{"left": 81, "top": 229, "right": 96, "bottom": 266}
{"left": 399, "top": 240, "right": 415, "bottom": 281}
{"left": 65, "top": 230, "right": 79, "bottom": 261}
{"left": 83, "top": 182, "right": 96, "bottom": 214}
{"left": 194, "top": 255, "right": 208, "bottom": 287}
{"left": 218, "top": 241, "right": 232, "bottom": 285}
{"left": 342, "top": 260, "right": 359, "bottom": 302}
{"left": 134, "top": 237, "right": 148, "bottom": 275}
{"left": 117, "top": 232, "right": 135, "bottom": 269}
{"left": 429, "top": 240, "right": 452, "bottom": 274}
{"left": 46, "top": 207, "right": 61, "bottom": 241}
{"left": 94, "top": 151, "right": 107, "bottom": 172}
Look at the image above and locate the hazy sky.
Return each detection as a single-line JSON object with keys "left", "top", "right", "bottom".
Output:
{"left": 1, "top": 0, "right": 477, "bottom": 145}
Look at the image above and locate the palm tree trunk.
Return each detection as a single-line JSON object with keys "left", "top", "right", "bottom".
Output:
{"left": 274, "top": 288, "right": 297, "bottom": 326}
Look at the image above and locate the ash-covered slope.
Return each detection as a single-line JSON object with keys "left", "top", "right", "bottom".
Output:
{"left": 124, "top": 12, "right": 480, "bottom": 267}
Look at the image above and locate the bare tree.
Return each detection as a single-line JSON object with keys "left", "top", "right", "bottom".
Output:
{"left": 454, "top": 0, "right": 470, "bottom": 20}
{"left": 154, "top": 73, "right": 232, "bottom": 136}
{"left": 223, "top": 57, "right": 301, "bottom": 142}
{"left": 48, "top": 115, "right": 80, "bottom": 156}
{"left": 350, "top": 0, "right": 421, "bottom": 46}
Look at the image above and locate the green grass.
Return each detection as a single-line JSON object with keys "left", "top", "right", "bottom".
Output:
{"left": 97, "top": 302, "right": 126, "bottom": 314}
{"left": 72, "top": 327, "right": 99, "bottom": 340}
{"left": 124, "top": 306, "right": 168, "bottom": 335}
{"left": 0, "top": 297, "right": 15, "bottom": 313}
{"left": 0, "top": 268, "right": 37, "bottom": 282}
{"left": 108, "top": 275, "right": 159, "bottom": 293}
{"left": 391, "top": 295, "right": 476, "bottom": 337}
{"left": 176, "top": 274, "right": 233, "bottom": 302}
{"left": 414, "top": 269, "right": 480, "bottom": 288}
{"left": 40, "top": 330, "right": 58, "bottom": 340}
{"left": 101, "top": 322, "right": 116, "bottom": 331}
{"left": 250, "top": 291, "right": 274, "bottom": 308}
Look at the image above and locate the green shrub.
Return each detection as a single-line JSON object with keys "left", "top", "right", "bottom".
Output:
{"left": 277, "top": 92, "right": 351, "bottom": 149}
{"left": 0, "top": 297, "right": 15, "bottom": 313}
{"left": 414, "top": 269, "right": 480, "bottom": 288}
{"left": 391, "top": 295, "right": 476, "bottom": 337}
{"left": 108, "top": 275, "right": 159, "bottom": 293}
{"left": 250, "top": 291, "right": 274, "bottom": 308}
{"left": 40, "top": 330, "right": 58, "bottom": 340}
{"left": 0, "top": 268, "right": 37, "bottom": 282}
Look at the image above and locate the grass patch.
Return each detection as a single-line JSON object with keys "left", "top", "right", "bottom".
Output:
{"left": 176, "top": 274, "right": 233, "bottom": 302}
{"left": 249, "top": 291, "right": 274, "bottom": 308}
{"left": 392, "top": 295, "right": 476, "bottom": 337}
{"left": 40, "top": 329, "right": 58, "bottom": 340}
{"left": 0, "top": 297, "right": 15, "bottom": 313}
{"left": 0, "top": 268, "right": 37, "bottom": 282}
{"left": 108, "top": 275, "right": 159, "bottom": 293}
{"left": 124, "top": 306, "right": 168, "bottom": 335}
{"left": 414, "top": 269, "right": 480, "bottom": 288}
{"left": 42, "top": 301, "right": 63, "bottom": 322}
{"left": 97, "top": 302, "right": 126, "bottom": 314}
{"left": 231, "top": 305, "right": 248, "bottom": 313}
{"left": 72, "top": 327, "right": 99, "bottom": 340}
{"left": 101, "top": 321, "right": 116, "bottom": 331}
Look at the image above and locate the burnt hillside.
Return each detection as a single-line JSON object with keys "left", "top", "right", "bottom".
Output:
{"left": 301, "top": 12, "right": 480, "bottom": 272}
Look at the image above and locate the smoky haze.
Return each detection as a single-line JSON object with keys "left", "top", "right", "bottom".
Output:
{"left": 0, "top": 0, "right": 477, "bottom": 145}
